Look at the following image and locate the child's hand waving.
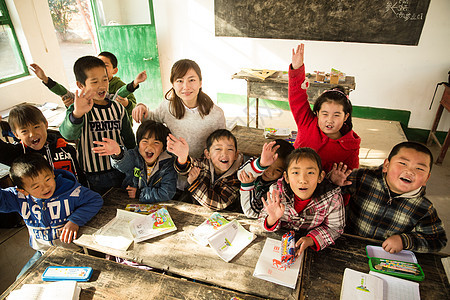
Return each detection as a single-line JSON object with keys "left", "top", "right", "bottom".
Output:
{"left": 291, "top": 43, "right": 304, "bottom": 70}
{"left": 259, "top": 141, "right": 280, "bottom": 167}
{"left": 73, "top": 88, "right": 95, "bottom": 118}
{"left": 329, "top": 162, "right": 352, "bottom": 186}
{"left": 133, "top": 70, "right": 147, "bottom": 88}
{"left": 238, "top": 170, "right": 256, "bottom": 184}
{"left": 262, "top": 189, "right": 285, "bottom": 227}
{"left": 167, "top": 133, "right": 189, "bottom": 164}
{"left": 29, "top": 63, "right": 49, "bottom": 84}
{"left": 92, "top": 137, "right": 121, "bottom": 156}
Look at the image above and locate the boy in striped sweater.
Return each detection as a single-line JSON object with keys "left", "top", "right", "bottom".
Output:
{"left": 59, "top": 56, "right": 146, "bottom": 194}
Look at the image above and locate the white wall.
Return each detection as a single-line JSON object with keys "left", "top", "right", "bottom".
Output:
{"left": 153, "top": 0, "right": 450, "bottom": 131}
{"left": 0, "top": 0, "right": 67, "bottom": 111}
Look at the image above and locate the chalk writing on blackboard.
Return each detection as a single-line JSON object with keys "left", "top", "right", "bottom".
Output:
{"left": 386, "top": 1, "right": 425, "bottom": 21}
{"left": 214, "top": 0, "right": 431, "bottom": 46}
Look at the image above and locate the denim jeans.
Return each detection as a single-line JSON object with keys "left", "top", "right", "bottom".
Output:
{"left": 17, "top": 250, "right": 42, "bottom": 279}
{"left": 86, "top": 169, "right": 125, "bottom": 195}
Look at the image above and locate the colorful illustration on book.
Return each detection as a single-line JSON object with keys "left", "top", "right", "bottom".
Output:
{"left": 207, "top": 213, "right": 229, "bottom": 230}
{"left": 125, "top": 203, "right": 163, "bottom": 215}
{"left": 272, "top": 259, "right": 287, "bottom": 271}
{"left": 356, "top": 276, "right": 370, "bottom": 293}
{"left": 281, "top": 231, "right": 296, "bottom": 268}
{"left": 151, "top": 210, "right": 175, "bottom": 229}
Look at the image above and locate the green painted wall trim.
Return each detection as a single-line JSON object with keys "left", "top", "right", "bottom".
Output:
{"left": 217, "top": 92, "right": 446, "bottom": 144}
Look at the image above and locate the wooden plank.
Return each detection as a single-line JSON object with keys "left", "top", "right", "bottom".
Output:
{"left": 75, "top": 188, "right": 300, "bottom": 299}
{"left": 300, "top": 234, "right": 450, "bottom": 300}
{"left": 1, "top": 247, "right": 264, "bottom": 300}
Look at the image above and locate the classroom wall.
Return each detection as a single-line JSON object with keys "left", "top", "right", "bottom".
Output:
{"left": 153, "top": 0, "right": 450, "bottom": 131}
{"left": 0, "top": 0, "right": 66, "bottom": 111}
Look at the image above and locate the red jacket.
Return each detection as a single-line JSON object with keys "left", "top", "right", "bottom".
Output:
{"left": 288, "top": 65, "right": 361, "bottom": 173}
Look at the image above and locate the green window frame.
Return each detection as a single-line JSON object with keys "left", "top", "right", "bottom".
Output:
{"left": 0, "top": 0, "right": 29, "bottom": 83}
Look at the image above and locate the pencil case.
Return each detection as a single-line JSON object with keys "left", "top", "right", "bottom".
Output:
{"left": 42, "top": 266, "right": 93, "bottom": 281}
{"left": 366, "top": 245, "right": 424, "bottom": 281}
{"left": 281, "top": 231, "right": 296, "bottom": 267}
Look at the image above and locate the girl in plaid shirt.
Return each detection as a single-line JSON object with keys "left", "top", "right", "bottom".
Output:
{"left": 260, "top": 147, "right": 345, "bottom": 257}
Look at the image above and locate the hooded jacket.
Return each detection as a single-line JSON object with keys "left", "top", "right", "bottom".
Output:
{"left": 0, "top": 132, "right": 87, "bottom": 185}
{"left": 111, "top": 147, "right": 177, "bottom": 203}
{"left": 0, "top": 169, "right": 103, "bottom": 251}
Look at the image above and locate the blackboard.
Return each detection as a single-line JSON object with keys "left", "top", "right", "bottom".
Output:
{"left": 214, "top": 0, "right": 431, "bottom": 46}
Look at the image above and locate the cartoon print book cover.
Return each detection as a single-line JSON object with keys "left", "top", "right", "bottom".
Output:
{"left": 151, "top": 208, "right": 175, "bottom": 229}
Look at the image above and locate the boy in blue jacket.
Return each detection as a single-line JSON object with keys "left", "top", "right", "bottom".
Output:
{"left": 92, "top": 120, "right": 177, "bottom": 203}
{"left": 0, "top": 154, "right": 103, "bottom": 277}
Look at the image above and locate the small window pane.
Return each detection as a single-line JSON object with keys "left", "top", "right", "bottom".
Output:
{"left": 0, "top": 24, "right": 25, "bottom": 79}
{"left": 95, "top": 0, "right": 151, "bottom": 26}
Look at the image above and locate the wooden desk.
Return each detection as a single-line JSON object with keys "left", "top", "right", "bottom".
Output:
{"left": 74, "top": 188, "right": 300, "bottom": 299}
{"left": 427, "top": 85, "right": 450, "bottom": 164}
{"left": 301, "top": 234, "right": 449, "bottom": 299}
{"left": 0, "top": 247, "right": 262, "bottom": 300}
{"left": 232, "top": 70, "right": 356, "bottom": 128}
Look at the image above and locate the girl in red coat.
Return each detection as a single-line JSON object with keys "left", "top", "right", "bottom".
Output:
{"left": 289, "top": 44, "right": 360, "bottom": 174}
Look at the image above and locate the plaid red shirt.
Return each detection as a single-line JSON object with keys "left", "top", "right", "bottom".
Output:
{"left": 259, "top": 178, "right": 345, "bottom": 251}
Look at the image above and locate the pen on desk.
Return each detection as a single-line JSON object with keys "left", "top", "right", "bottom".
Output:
{"left": 378, "top": 259, "right": 419, "bottom": 271}
{"left": 374, "top": 264, "right": 419, "bottom": 275}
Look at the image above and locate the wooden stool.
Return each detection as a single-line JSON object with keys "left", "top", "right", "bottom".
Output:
{"left": 427, "top": 85, "right": 450, "bottom": 164}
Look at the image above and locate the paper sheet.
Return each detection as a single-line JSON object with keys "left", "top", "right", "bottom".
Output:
{"left": 93, "top": 209, "right": 138, "bottom": 250}
{"left": 369, "top": 271, "right": 420, "bottom": 300}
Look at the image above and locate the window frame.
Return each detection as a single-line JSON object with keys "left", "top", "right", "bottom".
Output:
{"left": 0, "top": 0, "right": 29, "bottom": 84}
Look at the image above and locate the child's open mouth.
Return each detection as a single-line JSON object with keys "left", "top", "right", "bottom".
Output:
{"left": 400, "top": 177, "right": 412, "bottom": 183}
{"left": 98, "top": 91, "right": 106, "bottom": 98}
{"left": 299, "top": 187, "right": 308, "bottom": 191}
{"left": 325, "top": 125, "right": 333, "bottom": 129}
{"left": 31, "top": 138, "right": 41, "bottom": 146}
{"left": 219, "top": 159, "right": 229, "bottom": 164}
{"left": 145, "top": 151, "right": 154, "bottom": 159}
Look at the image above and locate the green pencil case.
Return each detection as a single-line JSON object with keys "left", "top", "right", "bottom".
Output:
{"left": 366, "top": 245, "right": 425, "bottom": 281}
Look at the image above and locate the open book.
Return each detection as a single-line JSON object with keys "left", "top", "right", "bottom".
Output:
{"left": 340, "top": 268, "right": 420, "bottom": 300}
{"left": 206, "top": 219, "right": 256, "bottom": 262}
{"left": 190, "top": 212, "right": 230, "bottom": 246}
{"left": 7, "top": 281, "right": 80, "bottom": 300}
{"left": 129, "top": 208, "right": 177, "bottom": 243}
{"left": 253, "top": 237, "right": 304, "bottom": 289}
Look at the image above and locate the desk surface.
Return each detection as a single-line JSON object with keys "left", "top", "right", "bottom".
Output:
{"left": 75, "top": 188, "right": 299, "bottom": 299}
{"left": 0, "top": 247, "right": 263, "bottom": 300}
{"left": 301, "top": 234, "right": 449, "bottom": 299}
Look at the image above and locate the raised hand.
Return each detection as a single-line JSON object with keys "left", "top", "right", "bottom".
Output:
{"left": 259, "top": 141, "right": 280, "bottom": 167}
{"left": 132, "top": 103, "right": 149, "bottom": 123}
{"left": 92, "top": 137, "right": 121, "bottom": 156}
{"left": 29, "top": 63, "right": 49, "bottom": 84}
{"left": 73, "top": 88, "right": 95, "bottom": 119}
{"left": 238, "top": 170, "right": 256, "bottom": 184}
{"left": 133, "top": 70, "right": 147, "bottom": 88}
{"left": 328, "top": 162, "right": 352, "bottom": 186}
{"left": 167, "top": 133, "right": 189, "bottom": 164}
{"left": 262, "top": 189, "right": 285, "bottom": 227}
{"left": 291, "top": 43, "right": 305, "bottom": 70}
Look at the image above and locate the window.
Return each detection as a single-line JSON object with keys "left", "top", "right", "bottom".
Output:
{"left": 0, "top": 0, "right": 28, "bottom": 83}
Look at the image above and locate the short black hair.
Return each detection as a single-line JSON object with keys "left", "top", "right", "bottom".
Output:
{"left": 73, "top": 56, "right": 106, "bottom": 85}
{"left": 10, "top": 153, "right": 53, "bottom": 189}
{"left": 285, "top": 147, "right": 323, "bottom": 174}
{"left": 98, "top": 51, "right": 118, "bottom": 68}
{"left": 206, "top": 129, "right": 237, "bottom": 151}
{"left": 8, "top": 104, "right": 47, "bottom": 133}
{"left": 273, "top": 139, "right": 295, "bottom": 160}
{"left": 136, "top": 120, "right": 171, "bottom": 150}
{"left": 388, "top": 141, "right": 434, "bottom": 171}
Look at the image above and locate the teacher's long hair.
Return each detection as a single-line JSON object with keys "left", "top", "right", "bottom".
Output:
{"left": 165, "top": 59, "right": 214, "bottom": 120}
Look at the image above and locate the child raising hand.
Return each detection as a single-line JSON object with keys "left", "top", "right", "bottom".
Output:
{"left": 289, "top": 44, "right": 360, "bottom": 174}
{"left": 260, "top": 147, "right": 345, "bottom": 256}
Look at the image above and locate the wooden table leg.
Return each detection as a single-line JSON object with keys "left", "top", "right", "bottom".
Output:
{"left": 436, "top": 129, "right": 450, "bottom": 164}
{"left": 427, "top": 104, "right": 444, "bottom": 145}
